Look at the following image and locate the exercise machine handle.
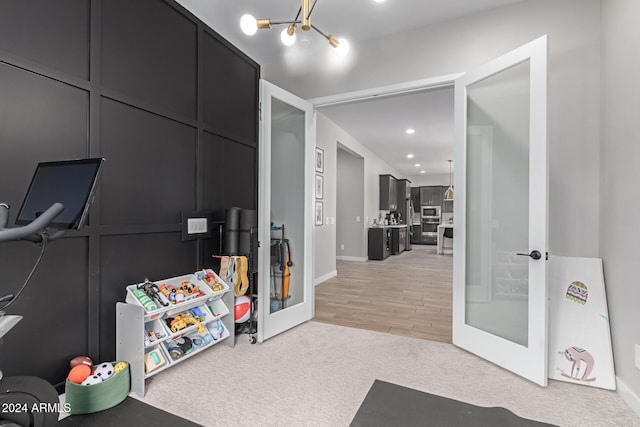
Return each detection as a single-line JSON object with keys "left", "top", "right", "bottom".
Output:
{"left": 0, "top": 202, "right": 65, "bottom": 243}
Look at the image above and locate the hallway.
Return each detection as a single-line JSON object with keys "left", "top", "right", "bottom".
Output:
{"left": 314, "top": 245, "right": 453, "bottom": 342}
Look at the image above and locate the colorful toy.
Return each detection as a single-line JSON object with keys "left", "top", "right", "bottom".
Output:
{"left": 234, "top": 295, "right": 251, "bottom": 323}
{"left": 81, "top": 374, "right": 102, "bottom": 386}
{"left": 189, "top": 306, "right": 206, "bottom": 322}
{"left": 114, "top": 362, "right": 128, "bottom": 374}
{"left": 197, "top": 269, "right": 224, "bottom": 292}
{"left": 133, "top": 288, "right": 157, "bottom": 311}
{"left": 94, "top": 362, "right": 114, "bottom": 381}
{"left": 138, "top": 281, "right": 169, "bottom": 307}
{"left": 167, "top": 344, "right": 183, "bottom": 361}
{"left": 165, "top": 312, "right": 205, "bottom": 334}
{"left": 159, "top": 283, "right": 176, "bottom": 303}
{"left": 179, "top": 281, "right": 200, "bottom": 298}
{"left": 207, "top": 320, "right": 224, "bottom": 340}
{"left": 68, "top": 364, "right": 91, "bottom": 384}
{"left": 70, "top": 356, "right": 93, "bottom": 369}
{"left": 144, "top": 349, "right": 165, "bottom": 373}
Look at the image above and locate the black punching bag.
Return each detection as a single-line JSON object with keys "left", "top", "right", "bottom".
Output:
{"left": 224, "top": 207, "right": 241, "bottom": 255}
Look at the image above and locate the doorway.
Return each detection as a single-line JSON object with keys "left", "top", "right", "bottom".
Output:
{"left": 311, "top": 76, "right": 457, "bottom": 342}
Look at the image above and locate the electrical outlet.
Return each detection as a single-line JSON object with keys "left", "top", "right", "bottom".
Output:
{"left": 636, "top": 344, "right": 640, "bottom": 370}
{"left": 187, "top": 218, "right": 207, "bottom": 234}
{"left": 356, "top": 216, "right": 360, "bottom": 222}
{"left": 340, "top": 244, "right": 344, "bottom": 251}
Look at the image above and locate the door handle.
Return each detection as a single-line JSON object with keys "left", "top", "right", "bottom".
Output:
{"left": 516, "top": 250, "right": 542, "bottom": 260}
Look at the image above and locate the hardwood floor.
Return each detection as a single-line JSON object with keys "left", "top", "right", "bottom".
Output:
{"left": 314, "top": 244, "right": 453, "bottom": 343}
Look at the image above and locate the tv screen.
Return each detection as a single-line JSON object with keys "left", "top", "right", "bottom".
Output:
{"left": 16, "top": 158, "right": 104, "bottom": 230}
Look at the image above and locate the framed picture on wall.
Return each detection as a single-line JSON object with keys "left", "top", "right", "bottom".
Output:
{"left": 315, "top": 201, "right": 323, "bottom": 226}
{"left": 315, "top": 174, "right": 324, "bottom": 200}
{"left": 315, "top": 147, "right": 324, "bottom": 173}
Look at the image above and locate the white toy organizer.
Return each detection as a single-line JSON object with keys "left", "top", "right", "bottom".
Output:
{"left": 116, "top": 269, "right": 233, "bottom": 397}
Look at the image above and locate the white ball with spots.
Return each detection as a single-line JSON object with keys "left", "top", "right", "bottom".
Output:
{"left": 81, "top": 375, "right": 102, "bottom": 386}
{"left": 94, "top": 362, "right": 114, "bottom": 381}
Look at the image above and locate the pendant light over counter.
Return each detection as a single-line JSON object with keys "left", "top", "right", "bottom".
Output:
{"left": 444, "top": 160, "right": 454, "bottom": 201}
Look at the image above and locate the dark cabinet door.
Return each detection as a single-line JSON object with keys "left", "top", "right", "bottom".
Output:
{"left": 368, "top": 228, "right": 391, "bottom": 260}
{"left": 411, "top": 187, "right": 420, "bottom": 212}
{"left": 379, "top": 174, "right": 398, "bottom": 210}
{"left": 420, "top": 186, "right": 444, "bottom": 207}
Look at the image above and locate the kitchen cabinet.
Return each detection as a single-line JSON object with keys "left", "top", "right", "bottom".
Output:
{"left": 443, "top": 199, "right": 454, "bottom": 213}
{"left": 397, "top": 179, "right": 411, "bottom": 200}
{"left": 379, "top": 174, "right": 398, "bottom": 211}
{"left": 368, "top": 227, "right": 391, "bottom": 260}
{"left": 411, "top": 187, "right": 420, "bottom": 213}
{"left": 411, "top": 225, "right": 421, "bottom": 244}
{"left": 390, "top": 226, "right": 407, "bottom": 255}
{"left": 420, "top": 186, "right": 444, "bottom": 207}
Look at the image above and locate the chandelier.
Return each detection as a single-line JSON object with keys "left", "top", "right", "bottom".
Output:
{"left": 240, "top": 0, "right": 350, "bottom": 56}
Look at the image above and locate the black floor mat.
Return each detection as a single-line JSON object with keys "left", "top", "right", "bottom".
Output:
{"left": 351, "top": 380, "right": 557, "bottom": 427}
{"left": 58, "top": 396, "right": 202, "bottom": 427}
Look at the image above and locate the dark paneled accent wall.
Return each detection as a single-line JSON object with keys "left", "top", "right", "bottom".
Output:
{"left": 0, "top": 0, "right": 259, "bottom": 390}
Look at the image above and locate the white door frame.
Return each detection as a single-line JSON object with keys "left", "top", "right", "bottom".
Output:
{"left": 308, "top": 73, "right": 463, "bottom": 108}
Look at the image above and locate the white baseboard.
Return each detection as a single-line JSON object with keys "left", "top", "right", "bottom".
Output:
{"left": 336, "top": 256, "right": 367, "bottom": 262}
{"left": 314, "top": 270, "right": 337, "bottom": 286}
{"left": 616, "top": 376, "right": 640, "bottom": 418}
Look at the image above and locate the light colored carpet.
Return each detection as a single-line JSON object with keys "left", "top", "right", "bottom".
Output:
{"left": 141, "top": 321, "right": 640, "bottom": 427}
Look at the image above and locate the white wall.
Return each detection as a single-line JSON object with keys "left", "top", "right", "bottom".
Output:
{"left": 265, "top": 0, "right": 602, "bottom": 259}
{"left": 600, "top": 0, "right": 640, "bottom": 410}
{"left": 313, "top": 114, "right": 337, "bottom": 284}
{"left": 314, "top": 113, "right": 401, "bottom": 281}
{"left": 411, "top": 173, "right": 451, "bottom": 187}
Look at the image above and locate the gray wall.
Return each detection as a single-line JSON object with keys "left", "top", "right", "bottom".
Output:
{"left": 265, "top": 0, "right": 602, "bottom": 259}
{"left": 600, "top": 0, "right": 640, "bottom": 407}
{"left": 336, "top": 147, "right": 365, "bottom": 258}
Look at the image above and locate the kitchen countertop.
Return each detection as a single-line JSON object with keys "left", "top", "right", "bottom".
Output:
{"left": 370, "top": 224, "right": 409, "bottom": 229}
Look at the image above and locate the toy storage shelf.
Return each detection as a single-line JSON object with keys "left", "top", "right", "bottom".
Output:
{"left": 116, "top": 270, "right": 234, "bottom": 397}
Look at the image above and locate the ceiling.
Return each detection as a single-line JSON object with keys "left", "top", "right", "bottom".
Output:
{"left": 319, "top": 86, "right": 455, "bottom": 180}
{"left": 177, "top": 0, "right": 525, "bottom": 179}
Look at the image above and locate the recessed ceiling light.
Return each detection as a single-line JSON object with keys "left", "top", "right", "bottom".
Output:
{"left": 406, "top": 128, "right": 415, "bottom": 135}
{"left": 420, "top": 170, "right": 426, "bottom": 174}
{"left": 373, "top": 0, "right": 385, "bottom": 3}
{"left": 414, "top": 163, "right": 421, "bottom": 167}
{"left": 407, "top": 154, "right": 414, "bottom": 159}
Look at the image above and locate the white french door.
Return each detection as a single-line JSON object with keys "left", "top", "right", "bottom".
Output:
{"left": 258, "top": 80, "right": 315, "bottom": 342}
{"left": 452, "top": 36, "right": 549, "bottom": 385}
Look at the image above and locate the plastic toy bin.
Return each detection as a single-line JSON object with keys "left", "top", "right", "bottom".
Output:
{"left": 64, "top": 362, "right": 130, "bottom": 414}
{"left": 125, "top": 274, "right": 216, "bottom": 319}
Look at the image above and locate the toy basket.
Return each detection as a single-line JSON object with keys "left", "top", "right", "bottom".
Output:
{"left": 64, "top": 361, "right": 130, "bottom": 414}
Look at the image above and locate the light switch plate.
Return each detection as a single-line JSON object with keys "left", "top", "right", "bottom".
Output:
{"left": 187, "top": 218, "right": 207, "bottom": 234}
{"left": 181, "top": 211, "right": 214, "bottom": 241}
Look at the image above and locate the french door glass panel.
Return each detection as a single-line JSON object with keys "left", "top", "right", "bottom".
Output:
{"left": 453, "top": 35, "right": 548, "bottom": 386}
{"left": 465, "top": 59, "right": 530, "bottom": 346}
{"left": 258, "top": 80, "right": 314, "bottom": 343}
{"left": 270, "top": 98, "right": 305, "bottom": 311}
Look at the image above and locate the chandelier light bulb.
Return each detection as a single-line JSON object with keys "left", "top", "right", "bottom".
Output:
{"left": 280, "top": 27, "right": 296, "bottom": 46}
{"left": 333, "top": 38, "right": 350, "bottom": 57}
{"left": 240, "top": 14, "right": 258, "bottom": 36}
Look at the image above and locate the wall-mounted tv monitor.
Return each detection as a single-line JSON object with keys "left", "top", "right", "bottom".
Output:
{"left": 15, "top": 158, "right": 104, "bottom": 230}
